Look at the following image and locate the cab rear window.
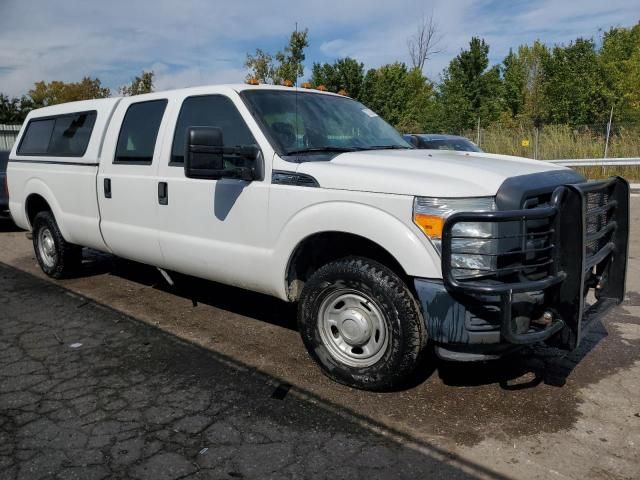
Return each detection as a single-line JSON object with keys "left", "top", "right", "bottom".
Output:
{"left": 17, "top": 111, "right": 97, "bottom": 157}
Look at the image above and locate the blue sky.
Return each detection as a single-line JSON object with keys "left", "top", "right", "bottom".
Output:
{"left": 0, "top": 0, "right": 638, "bottom": 97}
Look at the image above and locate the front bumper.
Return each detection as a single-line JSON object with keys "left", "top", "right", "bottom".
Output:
{"left": 415, "top": 177, "right": 630, "bottom": 360}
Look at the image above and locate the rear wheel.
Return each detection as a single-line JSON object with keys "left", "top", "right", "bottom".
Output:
{"left": 298, "top": 256, "right": 425, "bottom": 391}
{"left": 32, "top": 211, "right": 82, "bottom": 279}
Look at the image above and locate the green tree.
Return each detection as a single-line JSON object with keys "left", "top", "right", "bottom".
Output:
{"left": 310, "top": 57, "right": 365, "bottom": 99}
{"left": 502, "top": 49, "right": 526, "bottom": 118}
{"left": 396, "top": 67, "right": 436, "bottom": 132}
{"left": 438, "top": 37, "right": 503, "bottom": 131}
{"left": 501, "top": 41, "right": 550, "bottom": 125}
{"left": 360, "top": 62, "right": 410, "bottom": 126}
{"left": 119, "top": 71, "right": 155, "bottom": 96}
{"left": 0, "top": 94, "right": 27, "bottom": 123}
{"left": 244, "top": 28, "right": 309, "bottom": 85}
{"left": 274, "top": 28, "right": 309, "bottom": 84}
{"left": 358, "top": 62, "right": 434, "bottom": 131}
{"left": 28, "top": 77, "right": 110, "bottom": 107}
{"left": 599, "top": 23, "right": 640, "bottom": 123}
{"left": 541, "top": 38, "right": 610, "bottom": 125}
{"left": 245, "top": 48, "right": 275, "bottom": 84}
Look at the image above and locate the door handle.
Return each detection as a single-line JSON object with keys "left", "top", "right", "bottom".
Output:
{"left": 158, "top": 181, "right": 168, "bottom": 205}
{"left": 104, "top": 178, "right": 111, "bottom": 198}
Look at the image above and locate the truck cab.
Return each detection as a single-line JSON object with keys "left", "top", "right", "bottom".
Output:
{"left": 7, "top": 85, "right": 630, "bottom": 390}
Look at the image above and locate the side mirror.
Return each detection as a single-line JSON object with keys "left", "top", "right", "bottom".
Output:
{"left": 185, "top": 127, "right": 224, "bottom": 179}
{"left": 405, "top": 135, "right": 419, "bottom": 148}
{"left": 184, "top": 126, "right": 262, "bottom": 181}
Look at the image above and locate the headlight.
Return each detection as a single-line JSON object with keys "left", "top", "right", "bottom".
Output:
{"left": 413, "top": 196, "right": 497, "bottom": 277}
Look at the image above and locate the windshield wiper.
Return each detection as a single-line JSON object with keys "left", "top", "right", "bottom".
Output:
{"left": 365, "top": 145, "right": 411, "bottom": 150}
{"left": 284, "top": 146, "right": 361, "bottom": 155}
{"left": 284, "top": 145, "right": 411, "bottom": 155}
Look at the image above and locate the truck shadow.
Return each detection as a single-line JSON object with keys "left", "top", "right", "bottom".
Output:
{"left": 78, "top": 249, "right": 607, "bottom": 392}
{"left": 80, "top": 248, "right": 298, "bottom": 331}
{"left": 0, "top": 215, "right": 22, "bottom": 232}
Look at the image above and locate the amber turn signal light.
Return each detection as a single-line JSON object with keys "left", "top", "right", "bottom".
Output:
{"left": 413, "top": 213, "right": 444, "bottom": 239}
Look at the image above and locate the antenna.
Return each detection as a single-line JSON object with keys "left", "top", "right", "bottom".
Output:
{"left": 294, "top": 21, "right": 299, "bottom": 148}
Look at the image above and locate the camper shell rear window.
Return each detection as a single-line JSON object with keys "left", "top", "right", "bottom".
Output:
{"left": 17, "top": 111, "right": 97, "bottom": 157}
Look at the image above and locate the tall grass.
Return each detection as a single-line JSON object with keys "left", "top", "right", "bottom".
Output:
{"left": 467, "top": 124, "right": 640, "bottom": 181}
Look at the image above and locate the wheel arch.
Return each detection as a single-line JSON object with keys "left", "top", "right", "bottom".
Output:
{"left": 22, "top": 179, "right": 69, "bottom": 237}
{"left": 275, "top": 201, "right": 441, "bottom": 301}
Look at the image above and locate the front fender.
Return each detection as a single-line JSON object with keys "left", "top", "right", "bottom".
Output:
{"left": 271, "top": 201, "right": 441, "bottom": 296}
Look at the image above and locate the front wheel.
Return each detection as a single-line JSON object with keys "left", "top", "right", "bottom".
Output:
{"left": 32, "top": 211, "right": 82, "bottom": 279}
{"left": 298, "top": 257, "right": 425, "bottom": 391}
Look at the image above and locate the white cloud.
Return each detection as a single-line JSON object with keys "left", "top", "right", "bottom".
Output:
{"left": 0, "top": 0, "right": 638, "bottom": 97}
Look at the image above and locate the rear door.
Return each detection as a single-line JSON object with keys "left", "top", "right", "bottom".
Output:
{"left": 97, "top": 98, "right": 168, "bottom": 265}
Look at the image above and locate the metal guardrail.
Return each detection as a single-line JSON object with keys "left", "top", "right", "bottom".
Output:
{"left": 547, "top": 158, "right": 640, "bottom": 167}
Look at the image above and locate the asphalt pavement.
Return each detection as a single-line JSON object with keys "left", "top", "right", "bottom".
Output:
{"left": 0, "top": 264, "right": 494, "bottom": 480}
{"left": 0, "top": 196, "right": 639, "bottom": 479}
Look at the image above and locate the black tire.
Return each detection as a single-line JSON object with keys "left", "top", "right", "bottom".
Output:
{"left": 32, "top": 211, "right": 82, "bottom": 279}
{"left": 298, "top": 256, "right": 425, "bottom": 391}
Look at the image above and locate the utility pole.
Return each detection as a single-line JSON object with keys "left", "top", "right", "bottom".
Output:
{"left": 603, "top": 105, "right": 614, "bottom": 158}
{"left": 476, "top": 117, "right": 481, "bottom": 147}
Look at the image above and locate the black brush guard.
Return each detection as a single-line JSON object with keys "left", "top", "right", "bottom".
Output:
{"left": 441, "top": 177, "right": 630, "bottom": 350}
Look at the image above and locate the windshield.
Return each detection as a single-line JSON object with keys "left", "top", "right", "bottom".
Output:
{"left": 240, "top": 90, "right": 411, "bottom": 158}
{"left": 419, "top": 137, "right": 482, "bottom": 152}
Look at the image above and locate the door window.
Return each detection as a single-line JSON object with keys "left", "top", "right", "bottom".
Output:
{"left": 170, "top": 95, "right": 256, "bottom": 167}
{"left": 115, "top": 100, "right": 167, "bottom": 164}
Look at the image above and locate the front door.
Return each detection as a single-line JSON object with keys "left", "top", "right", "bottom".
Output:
{"left": 155, "top": 93, "right": 270, "bottom": 291}
{"left": 97, "top": 98, "right": 168, "bottom": 266}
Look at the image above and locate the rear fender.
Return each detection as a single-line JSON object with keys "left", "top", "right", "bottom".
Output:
{"left": 22, "top": 178, "right": 70, "bottom": 238}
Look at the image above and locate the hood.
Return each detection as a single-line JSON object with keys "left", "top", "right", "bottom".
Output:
{"left": 295, "top": 149, "right": 569, "bottom": 197}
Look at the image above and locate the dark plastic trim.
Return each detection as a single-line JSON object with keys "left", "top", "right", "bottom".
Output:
{"left": 8, "top": 159, "right": 99, "bottom": 167}
{"left": 271, "top": 170, "right": 320, "bottom": 187}
{"left": 440, "top": 176, "right": 629, "bottom": 349}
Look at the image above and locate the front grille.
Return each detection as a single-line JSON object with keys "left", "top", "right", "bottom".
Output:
{"left": 584, "top": 188, "right": 616, "bottom": 266}
{"left": 442, "top": 177, "right": 628, "bottom": 298}
{"left": 446, "top": 181, "right": 620, "bottom": 288}
{"left": 440, "top": 176, "right": 629, "bottom": 349}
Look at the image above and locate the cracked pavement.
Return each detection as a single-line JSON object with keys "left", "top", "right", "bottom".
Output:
{"left": 0, "top": 195, "right": 639, "bottom": 479}
{"left": 0, "top": 264, "right": 493, "bottom": 480}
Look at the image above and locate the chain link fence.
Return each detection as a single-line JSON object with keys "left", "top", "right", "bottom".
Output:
{"left": 462, "top": 122, "right": 640, "bottom": 181}
{"left": 465, "top": 122, "right": 640, "bottom": 160}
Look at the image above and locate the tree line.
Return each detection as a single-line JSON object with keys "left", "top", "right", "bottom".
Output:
{"left": 0, "top": 71, "right": 155, "bottom": 123}
{"left": 2, "top": 20, "right": 639, "bottom": 135}
{"left": 246, "top": 21, "right": 640, "bottom": 133}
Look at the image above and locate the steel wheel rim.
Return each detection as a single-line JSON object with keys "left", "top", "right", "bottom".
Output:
{"left": 317, "top": 288, "right": 389, "bottom": 368}
{"left": 38, "top": 228, "right": 57, "bottom": 268}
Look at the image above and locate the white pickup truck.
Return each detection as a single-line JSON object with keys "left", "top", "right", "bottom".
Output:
{"left": 7, "top": 84, "right": 630, "bottom": 390}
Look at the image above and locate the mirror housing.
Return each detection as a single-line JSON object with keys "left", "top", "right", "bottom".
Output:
{"left": 184, "top": 126, "right": 262, "bottom": 181}
{"left": 405, "top": 135, "right": 419, "bottom": 148}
